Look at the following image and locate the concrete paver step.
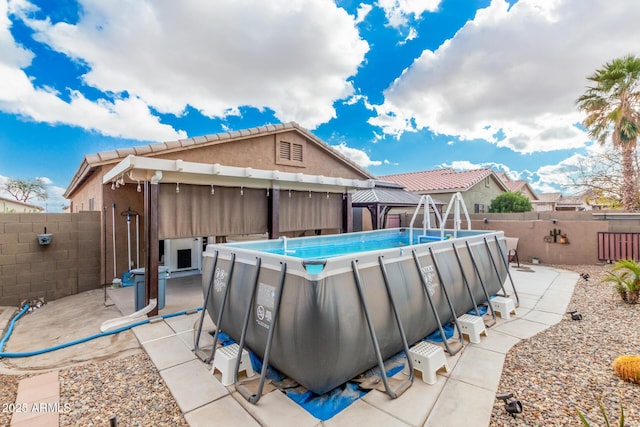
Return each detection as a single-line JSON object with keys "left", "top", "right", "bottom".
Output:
{"left": 10, "top": 371, "right": 60, "bottom": 427}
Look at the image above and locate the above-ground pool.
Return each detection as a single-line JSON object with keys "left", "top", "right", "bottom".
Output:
{"left": 201, "top": 227, "right": 512, "bottom": 396}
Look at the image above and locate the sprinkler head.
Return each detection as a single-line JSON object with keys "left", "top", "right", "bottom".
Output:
{"left": 580, "top": 273, "right": 590, "bottom": 281}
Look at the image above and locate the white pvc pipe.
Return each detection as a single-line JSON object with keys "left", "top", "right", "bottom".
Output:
{"left": 126, "top": 212, "right": 132, "bottom": 270}
{"left": 136, "top": 214, "right": 140, "bottom": 269}
{"left": 112, "top": 203, "right": 116, "bottom": 278}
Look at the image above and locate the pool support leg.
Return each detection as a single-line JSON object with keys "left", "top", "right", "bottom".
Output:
{"left": 237, "top": 261, "right": 287, "bottom": 404}
{"left": 206, "top": 252, "right": 236, "bottom": 364}
{"left": 233, "top": 257, "right": 261, "bottom": 387}
{"left": 378, "top": 255, "right": 414, "bottom": 396}
{"left": 483, "top": 238, "right": 509, "bottom": 299}
{"left": 451, "top": 243, "right": 481, "bottom": 316}
{"left": 194, "top": 250, "right": 218, "bottom": 356}
{"left": 412, "top": 250, "right": 462, "bottom": 356}
{"left": 428, "top": 247, "right": 465, "bottom": 352}
{"left": 493, "top": 235, "right": 520, "bottom": 306}
{"left": 352, "top": 259, "right": 401, "bottom": 399}
{"left": 464, "top": 241, "right": 497, "bottom": 325}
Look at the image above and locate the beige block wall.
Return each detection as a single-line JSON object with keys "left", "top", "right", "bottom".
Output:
{"left": 392, "top": 210, "right": 630, "bottom": 265}
{"left": 470, "top": 218, "right": 608, "bottom": 265}
{"left": 0, "top": 212, "right": 101, "bottom": 306}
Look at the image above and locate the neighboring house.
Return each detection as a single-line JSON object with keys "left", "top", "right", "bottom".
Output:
{"left": 379, "top": 168, "right": 509, "bottom": 214}
{"left": 0, "top": 196, "right": 44, "bottom": 213}
{"left": 531, "top": 192, "right": 561, "bottom": 212}
{"left": 64, "top": 122, "right": 374, "bottom": 283}
{"left": 495, "top": 172, "right": 539, "bottom": 203}
{"left": 532, "top": 193, "right": 594, "bottom": 211}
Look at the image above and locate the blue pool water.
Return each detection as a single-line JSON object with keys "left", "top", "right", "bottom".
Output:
{"left": 267, "top": 235, "right": 411, "bottom": 259}
{"left": 263, "top": 233, "right": 447, "bottom": 260}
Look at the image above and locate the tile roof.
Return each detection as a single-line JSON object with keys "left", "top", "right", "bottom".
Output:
{"left": 379, "top": 168, "right": 501, "bottom": 192}
{"left": 557, "top": 195, "right": 586, "bottom": 206}
{"left": 496, "top": 172, "right": 519, "bottom": 189}
{"left": 64, "top": 122, "right": 374, "bottom": 198}
{"left": 534, "top": 193, "right": 562, "bottom": 203}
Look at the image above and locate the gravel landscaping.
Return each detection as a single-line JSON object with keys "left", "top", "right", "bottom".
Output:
{"left": 490, "top": 264, "right": 640, "bottom": 426}
{"left": 2, "top": 264, "right": 639, "bottom": 426}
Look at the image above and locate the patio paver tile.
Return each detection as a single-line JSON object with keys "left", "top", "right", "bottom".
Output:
{"left": 161, "top": 359, "right": 229, "bottom": 413}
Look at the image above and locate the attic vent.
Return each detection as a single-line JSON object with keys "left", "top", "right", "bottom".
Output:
{"left": 280, "top": 141, "right": 291, "bottom": 159}
{"left": 292, "top": 143, "right": 303, "bottom": 162}
{"left": 277, "top": 140, "right": 304, "bottom": 166}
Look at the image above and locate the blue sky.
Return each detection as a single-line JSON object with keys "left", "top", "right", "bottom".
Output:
{"left": 0, "top": 0, "right": 638, "bottom": 212}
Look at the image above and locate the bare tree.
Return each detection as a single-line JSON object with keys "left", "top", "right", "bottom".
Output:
{"left": 2, "top": 178, "right": 49, "bottom": 203}
{"left": 564, "top": 149, "right": 640, "bottom": 209}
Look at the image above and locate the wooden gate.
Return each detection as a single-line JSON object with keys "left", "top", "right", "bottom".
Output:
{"left": 598, "top": 232, "right": 640, "bottom": 262}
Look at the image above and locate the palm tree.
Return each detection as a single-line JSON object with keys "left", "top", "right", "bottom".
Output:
{"left": 576, "top": 54, "right": 640, "bottom": 211}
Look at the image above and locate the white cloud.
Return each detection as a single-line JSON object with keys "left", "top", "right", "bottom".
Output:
{"left": 331, "top": 142, "right": 382, "bottom": 168}
{"left": 377, "top": 0, "right": 441, "bottom": 29}
{"left": 355, "top": 3, "right": 373, "bottom": 24}
{"left": 442, "top": 160, "right": 514, "bottom": 174}
{"left": 9, "top": 0, "right": 368, "bottom": 132}
{"left": 369, "top": 0, "right": 640, "bottom": 154}
{"left": 1, "top": 1, "right": 185, "bottom": 141}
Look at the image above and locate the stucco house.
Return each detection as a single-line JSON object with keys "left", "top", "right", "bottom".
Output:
{"left": 64, "top": 122, "right": 374, "bottom": 289}
{"left": 379, "top": 168, "right": 509, "bottom": 214}
{"left": 495, "top": 172, "right": 538, "bottom": 203}
{"left": 532, "top": 192, "right": 596, "bottom": 212}
{"left": 0, "top": 196, "right": 44, "bottom": 213}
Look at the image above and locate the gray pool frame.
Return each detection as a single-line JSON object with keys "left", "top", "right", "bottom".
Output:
{"left": 200, "top": 227, "right": 516, "bottom": 399}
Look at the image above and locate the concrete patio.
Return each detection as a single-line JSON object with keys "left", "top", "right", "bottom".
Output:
{"left": 106, "top": 265, "right": 578, "bottom": 426}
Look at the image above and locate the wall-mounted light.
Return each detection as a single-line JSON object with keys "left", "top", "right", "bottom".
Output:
{"left": 137, "top": 181, "right": 141, "bottom": 192}
{"left": 288, "top": 189, "right": 292, "bottom": 198}
{"left": 211, "top": 185, "right": 215, "bottom": 195}
{"left": 309, "top": 190, "right": 312, "bottom": 198}
{"left": 483, "top": 218, "right": 488, "bottom": 223}
{"left": 111, "top": 181, "right": 115, "bottom": 190}
{"left": 176, "top": 182, "right": 180, "bottom": 194}
{"left": 266, "top": 188, "right": 270, "bottom": 196}
{"left": 552, "top": 219, "right": 557, "bottom": 224}
{"left": 240, "top": 186, "right": 244, "bottom": 196}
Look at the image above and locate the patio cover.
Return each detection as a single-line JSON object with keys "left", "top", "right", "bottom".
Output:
{"left": 103, "top": 155, "right": 374, "bottom": 314}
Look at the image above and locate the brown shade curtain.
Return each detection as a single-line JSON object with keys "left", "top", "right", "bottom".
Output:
{"left": 279, "top": 190, "right": 342, "bottom": 232}
{"left": 159, "top": 184, "right": 268, "bottom": 239}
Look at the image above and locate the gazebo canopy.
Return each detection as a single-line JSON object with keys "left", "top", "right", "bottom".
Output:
{"left": 352, "top": 180, "right": 445, "bottom": 229}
